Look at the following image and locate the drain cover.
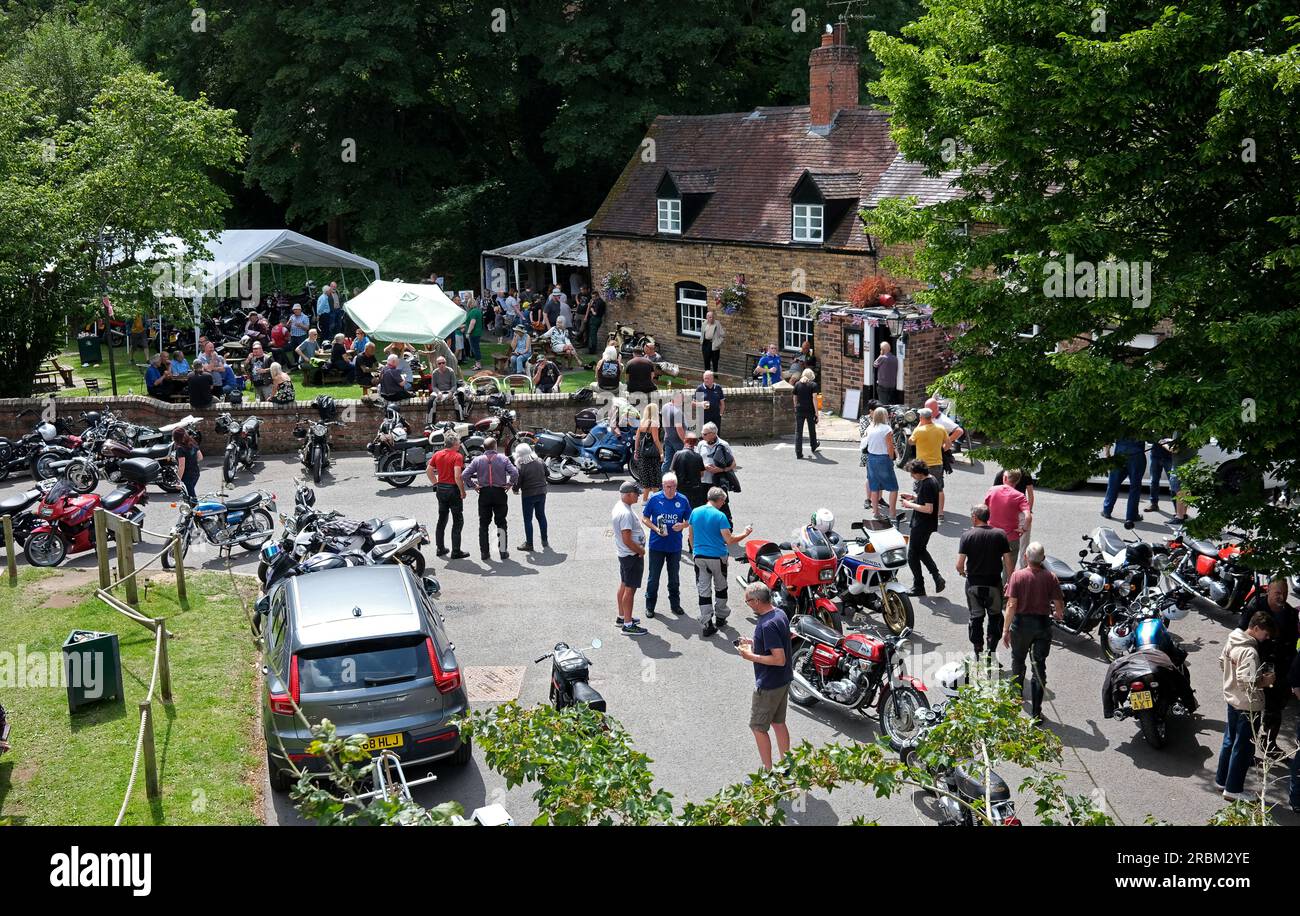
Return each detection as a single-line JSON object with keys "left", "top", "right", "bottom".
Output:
{"left": 463, "top": 665, "right": 526, "bottom": 703}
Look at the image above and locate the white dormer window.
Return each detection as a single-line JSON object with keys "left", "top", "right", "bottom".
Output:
{"left": 657, "top": 198, "right": 681, "bottom": 234}
{"left": 792, "top": 203, "right": 823, "bottom": 242}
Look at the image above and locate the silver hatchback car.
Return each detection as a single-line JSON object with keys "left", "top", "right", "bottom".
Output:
{"left": 261, "top": 564, "right": 469, "bottom": 792}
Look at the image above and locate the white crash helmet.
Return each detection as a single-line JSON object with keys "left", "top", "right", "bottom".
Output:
{"left": 811, "top": 508, "right": 835, "bottom": 533}
{"left": 1107, "top": 622, "right": 1135, "bottom": 657}
{"left": 936, "top": 660, "right": 967, "bottom": 699}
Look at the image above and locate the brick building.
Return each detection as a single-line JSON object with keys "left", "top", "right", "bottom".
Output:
{"left": 584, "top": 24, "right": 964, "bottom": 414}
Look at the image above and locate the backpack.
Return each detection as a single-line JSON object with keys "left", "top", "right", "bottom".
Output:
{"left": 598, "top": 359, "right": 620, "bottom": 384}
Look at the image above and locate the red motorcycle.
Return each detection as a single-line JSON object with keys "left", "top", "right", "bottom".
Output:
{"left": 788, "top": 618, "right": 930, "bottom": 749}
{"left": 23, "top": 458, "right": 158, "bottom": 567}
{"left": 1164, "top": 531, "right": 1261, "bottom": 618}
{"left": 741, "top": 525, "right": 841, "bottom": 628}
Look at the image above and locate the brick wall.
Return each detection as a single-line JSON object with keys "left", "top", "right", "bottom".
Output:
{"left": 588, "top": 234, "right": 944, "bottom": 411}
{"left": 1, "top": 387, "right": 796, "bottom": 455}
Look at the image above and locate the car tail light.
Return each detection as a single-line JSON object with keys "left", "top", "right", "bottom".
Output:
{"left": 270, "top": 655, "right": 300, "bottom": 715}
{"left": 427, "top": 637, "right": 461, "bottom": 693}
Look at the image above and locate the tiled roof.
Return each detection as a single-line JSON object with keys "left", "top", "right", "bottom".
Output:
{"left": 589, "top": 106, "right": 899, "bottom": 251}
{"left": 808, "top": 171, "right": 862, "bottom": 199}
{"left": 863, "top": 154, "right": 967, "bottom": 208}
{"left": 481, "top": 220, "right": 590, "bottom": 266}
{"left": 670, "top": 169, "right": 719, "bottom": 194}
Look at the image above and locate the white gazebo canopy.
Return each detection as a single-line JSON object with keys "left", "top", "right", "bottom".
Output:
{"left": 147, "top": 228, "right": 381, "bottom": 299}
{"left": 344, "top": 280, "right": 465, "bottom": 345}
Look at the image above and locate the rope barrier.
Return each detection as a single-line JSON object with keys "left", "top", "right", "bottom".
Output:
{"left": 114, "top": 704, "right": 149, "bottom": 827}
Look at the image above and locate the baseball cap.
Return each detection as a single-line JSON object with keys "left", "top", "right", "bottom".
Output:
{"left": 619, "top": 481, "right": 642, "bottom": 495}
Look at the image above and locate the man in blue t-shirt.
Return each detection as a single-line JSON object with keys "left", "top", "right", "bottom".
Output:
{"left": 688, "top": 486, "right": 753, "bottom": 638}
{"left": 754, "top": 344, "right": 782, "bottom": 386}
{"left": 641, "top": 472, "right": 692, "bottom": 618}
{"left": 737, "top": 580, "right": 794, "bottom": 771}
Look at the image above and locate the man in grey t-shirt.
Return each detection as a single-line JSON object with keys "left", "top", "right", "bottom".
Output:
{"left": 611, "top": 481, "right": 648, "bottom": 635}
{"left": 873, "top": 341, "right": 900, "bottom": 405}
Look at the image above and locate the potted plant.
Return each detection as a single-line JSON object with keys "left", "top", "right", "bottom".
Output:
{"left": 712, "top": 274, "right": 748, "bottom": 315}
{"left": 849, "top": 274, "right": 901, "bottom": 310}
{"left": 602, "top": 266, "right": 634, "bottom": 301}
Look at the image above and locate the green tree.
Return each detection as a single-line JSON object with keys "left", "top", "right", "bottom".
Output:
{"left": 0, "top": 20, "right": 244, "bottom": 398}
{"left": 864, "top": 1, "right": 1300, "bottom": 568}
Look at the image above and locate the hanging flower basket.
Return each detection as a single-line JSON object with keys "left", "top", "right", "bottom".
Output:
{"left": 712, "top": 274, "right": 747, "bottom": 315}
{"left": 602, "top": 267, "right": 634, "bottom": 301}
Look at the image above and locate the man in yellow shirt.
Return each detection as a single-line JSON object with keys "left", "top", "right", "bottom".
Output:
{"left": 909, "top": 407, "right": 950, "bottom": 521}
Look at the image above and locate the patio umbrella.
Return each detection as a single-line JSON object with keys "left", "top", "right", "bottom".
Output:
{"left": 343, "top": 280, "right": 465, "bottom": 345}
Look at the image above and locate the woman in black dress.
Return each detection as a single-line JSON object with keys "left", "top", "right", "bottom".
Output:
{"left": 632, "top": 401, "right": 663, "bottom": 501}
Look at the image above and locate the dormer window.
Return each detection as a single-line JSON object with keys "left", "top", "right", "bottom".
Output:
{"left": 657, "top": 197, "right": 682, "bottom": 234}
{"left": 792, "top": 203, "right": 824, "bottom": 243}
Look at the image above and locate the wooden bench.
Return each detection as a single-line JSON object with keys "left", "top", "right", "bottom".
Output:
{"left": 46, "top": 358, "right": 75, "bottom": 388}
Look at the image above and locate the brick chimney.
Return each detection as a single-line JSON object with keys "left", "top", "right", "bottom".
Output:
{"left": 809, "top": 22, "right": 860, "bottom": 132}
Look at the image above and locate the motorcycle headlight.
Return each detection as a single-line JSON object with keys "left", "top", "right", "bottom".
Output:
{"left": 819, "top": 568, "right": 835, "bottom": 581}
{"left": 883, "top": 548, "right": 907, "bottom": 566}
{"left": 312, "top": 423, "right": 327, "bottom": 437}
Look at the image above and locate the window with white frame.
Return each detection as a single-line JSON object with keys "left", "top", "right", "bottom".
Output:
{"left": 676, "top": 283, "right": 708, "bottom": 338}
{"left": 792, "top": 203, "right": 824, "bottom": 242}
{"left": 779, "top": 295, "right": 813, "bottom": 352}
{"left": 657, "top": 198, "right": 682, "bottom": 234}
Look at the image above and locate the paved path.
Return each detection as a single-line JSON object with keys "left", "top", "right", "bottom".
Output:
{"left": 5, "top": 437, "right": 1295, "bottom": 826}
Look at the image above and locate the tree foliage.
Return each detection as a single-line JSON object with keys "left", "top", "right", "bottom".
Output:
{"left": 865, "top": 2, "right": 1300, "bottom": 569}
{"left": 0, "top": 17, "right": 244, "bottom": 397}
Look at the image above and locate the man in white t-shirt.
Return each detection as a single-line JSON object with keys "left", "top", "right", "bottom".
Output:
{"left": 612, "top": 481, "right": 649, "bottom": 636}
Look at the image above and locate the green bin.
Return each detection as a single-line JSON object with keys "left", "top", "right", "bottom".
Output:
{"left": 62, "top": 630, "right": 123, "bottom": 713}
{"left": 78, "top": 335, "right": 103, "bottom": 366}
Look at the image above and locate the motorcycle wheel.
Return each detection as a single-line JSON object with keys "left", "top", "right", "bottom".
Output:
{"left": 223, "top": 450, "right": 238, "bottom": 485}
{"left": 788, "top": 647, "right": 820, "bottom": 707}
{"left": 395, "top": 549, "right": 426, "bottom": 578}
{"left": 67, "top": 460, "right": 99, "bottom": 494}
{"left": 311, "top": 447, "right": 324, "bottom": 484}
{"left": 1138, "top": 709, "right": 1167, "bottom": 749}
{"left": 544, "top": 458, "right": 568, "bottom": 485}
{"left": 160, "top": 531, "right": 192, "bottom": 569}
{"left": 880, "top": 588, "right": 914, "bottom": 635}
{"left": 24, "top": 531, "right": 67, "bottom": 568}
{"left": 879, "top": 684, "right": 931, "bottom": 751}
{"left": 379, "top": 452, "right": 416, "bottom": 488}
{"left": 157, "top": 466, "right": 183, "bottom": 494}
{"left": 32, "top": 452, "right": 62, "bottom": 480}
{"left": 239, "top": 509, "right": 275, "bottom": 551}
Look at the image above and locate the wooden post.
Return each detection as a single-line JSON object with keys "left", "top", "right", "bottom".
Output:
{"left": 116, "top": 518, "right": 139, "bottom": 607}
{"left": 156, "top": 620, "right": 173, "bottom": 703}
{"left": 139, "top": 701, "right": 160, "bottom": 799}
{"left": 3, "top": 515, "right": 15, "bottom": 586}
{"left": 94, "top": 508, "right": 111, "bottom": 588}
{"left": 172, "top": 537, "right": 186, "bottom": 601}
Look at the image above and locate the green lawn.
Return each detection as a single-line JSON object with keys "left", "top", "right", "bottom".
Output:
{"left": 55, "top": 340, "right": 689, "bottom": 401}
{"left": 0, "top": 568, "right": 262, "bottom": 826}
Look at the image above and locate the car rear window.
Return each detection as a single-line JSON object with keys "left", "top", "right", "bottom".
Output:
{"left": 298, "top": 635, "right": 431, "bottom": 694}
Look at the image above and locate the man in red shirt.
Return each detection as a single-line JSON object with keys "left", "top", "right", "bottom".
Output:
{"left": 425, "top": 432, "right": 470, "bottom": 560}
{"left": 1002, "top": 542, "right": 1065, "bottom": 722}
{"left": 985, "top": 469, "right": 1031, "bottom": 584}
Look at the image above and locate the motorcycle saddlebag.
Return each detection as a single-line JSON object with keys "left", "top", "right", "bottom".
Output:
{"left": 534, "top": 430, "right": 567, "bottom": 458}
{"left": 119, "top": 457, "right": 161, "bottom": 484}
{"left": 571, "top": 680, "right": 607, "bottom": 713}
{"left": 574, "top": 408, "right": 599, "bottom": 434}
{"left": 402, "top": 445, "right": 428, "bottom": 465}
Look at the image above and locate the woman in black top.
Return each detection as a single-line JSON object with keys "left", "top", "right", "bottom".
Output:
{"left": 512, "top": 443, "right": 549, "bottom": 550}
{"left": 173, "top": 427, "right": 203, "bottom": 502}
{"left": 632, "top": 402, "right": 663, "bottom": 499}
{"left": 793, "top": 368, "right": 820, "bottom": 459}
{"left": 899, "top": 458, "right": 944, "bottom": 597}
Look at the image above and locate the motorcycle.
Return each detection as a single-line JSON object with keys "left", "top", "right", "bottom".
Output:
{"left": 787, "top": 618, "right": 930, "bottom": 747}
{"left": 741, "top": 524, "right": 841, "bottom": 628}
{"left": 0, "top": 477, "right": 59, "bottom": 548}
{"left": 23, "top": 458, "right": 158, "bottom": 567}
{"left": 1103, "top": 643, "right": 1196, "bottom": 749}
{"left": 610, "top": 325, "right": 653, "bottom": 361}
{"left": 67, "top": 433, "right": 185, "bottom": 495}
{"left": 900, "top": 661, "right": 1021, "bottom": 826}
{"left": 367, "top": 405, "right": 470, "bottom": 488}
{"left": 533, "top": 416, "right": 635, "bottom": 484}
{"left": 294, "top": 417, "right": 342, "bottom": 485}
{"left": 464, "top": 406, "right": 535, "bottom": 459}
{"left": 258, "top": 520, "right": 431, "bottom": 596}
{"left": 534, "top": 639, "right": 606, "bottom": 712}
{"left": 1164, "top": 531, "right": 1261, "bottom": 618}
{"left": 159, "top": 489, "right": 277, "bottom": 568}
{"left": 1045, "top": 534, "right": 1153, "bottom": 661}
{"left": 827, "top": 515, "right": 915, "bottom": 635}
{"left": 216, "top": 412, "right": 262, "bottom": 484}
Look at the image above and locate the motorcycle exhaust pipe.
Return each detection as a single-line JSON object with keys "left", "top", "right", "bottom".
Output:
{"left": 1166, "top": 570, "right": 1226, "bottom": 614}
{"left": 373, "top": 469, "right": 425, "bottom": 479}
{"left": 791, "top": 668, "right": 856, "bottom": 709}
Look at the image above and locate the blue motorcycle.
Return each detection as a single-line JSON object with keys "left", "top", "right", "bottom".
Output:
{"left": 160, "top": 489, "right": 276, "bottom": 568}
{"left": 532, "top": 420, "right": 635, "bottom": 484}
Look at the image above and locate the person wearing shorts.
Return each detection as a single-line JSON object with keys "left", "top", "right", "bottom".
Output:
{"left": 612, "top": 481, "right": 649, "bottom": 636}
{"left": 737, "top": 581, "right": 794, "bottom": 771}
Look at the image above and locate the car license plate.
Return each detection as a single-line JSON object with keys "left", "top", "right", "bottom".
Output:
{"left": 361, "top": 732, "right": 403, "bottom": 752}
{"left": 1130, "top": 690, "right": 1153, "bottom": 711}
